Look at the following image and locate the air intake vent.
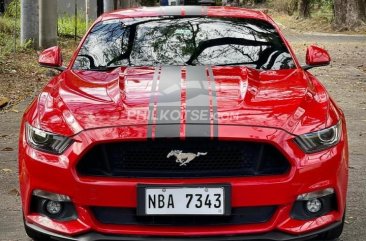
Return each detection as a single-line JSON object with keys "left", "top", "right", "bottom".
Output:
{"left": 76, "top": 138, "right": 290, "bottom": 178}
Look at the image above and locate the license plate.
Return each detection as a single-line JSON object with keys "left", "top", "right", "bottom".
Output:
{"left": 137, "top": 185, "right": 230, "bottom": 216}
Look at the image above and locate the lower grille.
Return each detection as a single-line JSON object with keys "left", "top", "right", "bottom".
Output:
{"left": 91, "top": 206, "right": 277, "bottom": 226}
{"left": 76, "top": 138, "right": 290, "bottom": 178}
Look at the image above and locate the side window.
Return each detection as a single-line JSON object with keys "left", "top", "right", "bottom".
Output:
{"left": 74, "top": 21, "right": 129, "bottom": 69}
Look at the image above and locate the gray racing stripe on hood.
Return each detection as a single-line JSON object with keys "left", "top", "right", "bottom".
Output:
{"left": 154, "top": 66, "right": 182, "bottom": 138}
{"left": 185, "top": 66, "right": 211, "bottom": 137}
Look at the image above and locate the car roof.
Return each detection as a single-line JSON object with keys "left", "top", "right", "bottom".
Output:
{"left": 99, "top": 6, "right": 271, "bottom": 23}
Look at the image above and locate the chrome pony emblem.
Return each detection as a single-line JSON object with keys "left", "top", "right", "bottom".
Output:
{"left": 167, "top": 150, "right": 207, "bottom": 166}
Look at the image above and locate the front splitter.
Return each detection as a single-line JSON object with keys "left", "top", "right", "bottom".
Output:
{"left": 25, "top": 221, "right": 342, "bottom": 241}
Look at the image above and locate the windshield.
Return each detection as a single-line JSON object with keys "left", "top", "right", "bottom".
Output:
{"left": 73, "top": 17, "right": 295, "bottom": 70}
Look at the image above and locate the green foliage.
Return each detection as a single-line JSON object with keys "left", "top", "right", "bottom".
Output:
{"left": 4, "top": 0, "right": 20, "bottom": 18}
{"left": 311, "top": 2, "right": 334, "bottom": 22}
{"left": 1, "top": 0, "right": 26, "bottom": 59}
{"left": 58, "top": 15, "right": 89, "bottom": 37}
{"left": 0, "top": 16, "right": 21, "bottom": 61}
{"left": 0, "top": 17, "right": 32, "bottom": 73}
{"left": 312, "top": 0, "right": 333, "bottom": 8}
{"left": 0, "top": 32, "right": 31, "bottom": 56}
{"left": 0, "top": 16, "right": 19, "bottom": 34}
{"left": 0, "top": 32, "right": 13, "bottom": 53}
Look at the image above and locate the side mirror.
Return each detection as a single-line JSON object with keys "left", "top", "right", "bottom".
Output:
{"left": 38, "top": 46, "right": 66, "bottom": 71}
{"left": 303, "top": 45, "right": 331, "bottom": 70}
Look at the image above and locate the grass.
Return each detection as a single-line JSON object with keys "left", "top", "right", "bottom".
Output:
{"left": 58, "top": 15, "right": 90, "bottom": 38}
{"left": 0, "top": 16, "right": 18, "bottom": 34}
{"left": 0, "top": 16, "right": 18, "bottom": 49}
{"left": 0, "top": 16, "right": 25, "bottom": 73}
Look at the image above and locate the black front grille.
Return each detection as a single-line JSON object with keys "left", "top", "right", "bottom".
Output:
{"left": 91, "top": 206, "right": 277, "bottom": 226}
{"left": 76, "top": 138, "right": 290, "bottom": 178}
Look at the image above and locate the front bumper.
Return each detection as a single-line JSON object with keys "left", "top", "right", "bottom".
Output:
{"left": 25, "top": 220, "right": 343, "bottom": 241}
{"left": 19, "top": 125, "right": 348, "bottom": 238}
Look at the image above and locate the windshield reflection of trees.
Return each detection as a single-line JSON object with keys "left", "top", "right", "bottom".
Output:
{"left": 74, "top": 17, "right": 295, "bottom": 70}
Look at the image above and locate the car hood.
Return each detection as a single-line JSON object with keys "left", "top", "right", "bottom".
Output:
{"left": 32, "top": 66, "right": 329, "bottom": 137}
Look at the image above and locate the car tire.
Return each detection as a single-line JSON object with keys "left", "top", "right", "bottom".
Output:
{"left": 23, "top": 217, "right": 50, "bottom": 241}
{"left": 315, "top": 214, "right": 345, "bottom": 241}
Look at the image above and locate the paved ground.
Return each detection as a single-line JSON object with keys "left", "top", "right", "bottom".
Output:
{"left": 0, "top": 30, "right": 365, "bottom": 241}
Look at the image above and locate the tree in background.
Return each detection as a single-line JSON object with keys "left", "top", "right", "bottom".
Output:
{"left": 298, "top": 0, "right": 311, "bottom": 18}
{"left": 263, "top": 0, "right": 365, "bottom": 30}
{"left": 334, "top": 0, "right": 366, "bottom": 30}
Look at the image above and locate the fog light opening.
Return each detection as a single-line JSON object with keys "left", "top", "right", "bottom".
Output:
{"left": 296, "top": 188, "right": 334, "bottom": 201}
{"left": 45, "top": 200, "right": 63, "bottom": 215}
{"left": 31, "top": 189, "right": 78, "bottom": 221}
{"left": 291, "top": 188, "right": 337, "bottom": 220}
{"left": 306, "top": 198, "right": 322, "bottom": 213}
{"left": 33, "top": 189, "right": 71, "bottom": 202}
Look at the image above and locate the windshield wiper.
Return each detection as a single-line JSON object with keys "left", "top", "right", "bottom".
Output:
{"left": 186, "top": 37, "right": 272, "bottom": 66}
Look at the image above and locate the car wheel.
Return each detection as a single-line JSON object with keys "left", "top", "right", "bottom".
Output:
{"left": 23, "top": 217, "right": 50, "bottom": 241}
{"left": 315, "top": 214, "right": 345, "bottom": 241}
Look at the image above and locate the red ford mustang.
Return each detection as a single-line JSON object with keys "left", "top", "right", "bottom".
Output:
{"left": 19, "top": 6, "right": 348, "bottom": 241}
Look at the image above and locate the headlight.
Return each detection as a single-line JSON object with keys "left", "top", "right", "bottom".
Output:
{"left": 25, "top": 123, "right": 73, "bottom": 154}
{"left": 295, "top": 121, "right": 342, "bottom": 153}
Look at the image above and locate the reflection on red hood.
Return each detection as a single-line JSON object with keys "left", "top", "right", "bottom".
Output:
{"left": 30, "top": 66, "right": 329, "bottom": 137}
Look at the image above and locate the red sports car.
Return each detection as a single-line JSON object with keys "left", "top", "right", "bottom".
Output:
{"left": 19, "top": 6, "right": 348, "bottom": 241}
